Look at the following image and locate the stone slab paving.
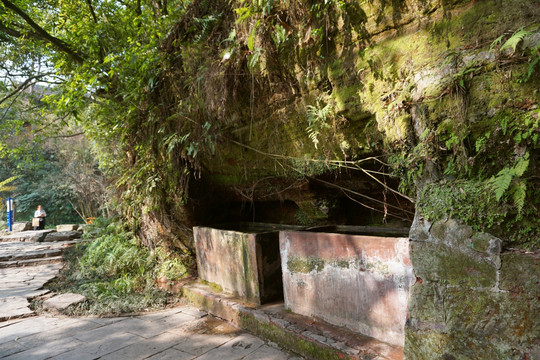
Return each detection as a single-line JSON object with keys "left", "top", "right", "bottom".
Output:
{"left": 0, "top": 230, "right": 83, "bottom": 243}
{"left": 44, "top": 231, "right": 83, "bottom": 242}
{"left": 0, "top": 239, "right": 83, "bottom": 321}
{"left": 0, "top": 298, "right": 34, "bottom": 320}
{"left": 0, "top": 263, "right": 63, "bottom": 321}
{"left": 0, "top": 241, "right": 78, "bottom": 262}
{"left": 0, "top": 306, "right": 304, "bottom": 360}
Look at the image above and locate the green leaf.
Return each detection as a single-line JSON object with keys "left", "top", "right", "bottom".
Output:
{"left": 247, "top": 48, "right": 263, "bottom": 71}
{"left": 490, "top": 34, "right": 504, "bottom": 51}
{"left": 247, "top": 20, "right": 260, "bottom": 51}
{"left": 0, "top": 176, "right": 19, "bottom": 193}
{"left": 525, "top": 54, "right": 540, "bottom": 82}
{"left": 500, "top": 116, "right": 509, "bottom": 135}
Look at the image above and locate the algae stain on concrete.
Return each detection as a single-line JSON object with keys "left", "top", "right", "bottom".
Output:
{"left": 287, "top": 256, "right": 326, "bottom": 274}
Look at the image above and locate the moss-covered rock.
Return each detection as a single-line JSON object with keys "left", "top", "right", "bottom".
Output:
{"left": 407, "top": 217, "right": 540, "bottom": 359}
{"left": 411, "top": 219, "right": 501, "bottom": 287}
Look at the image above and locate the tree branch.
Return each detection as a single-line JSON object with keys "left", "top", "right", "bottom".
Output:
{"left": 84, "top": 0, "right": 105, "bottom": 62}
{"left": 0, "top": 19, "right": 23, "bottom": 38}
{"left": 0, "top": 0, "right": 85, "bottom": 63}
{"left": 47, "top": 132, "right": 85, "bottom": 139}
{"left": 136, "top": 0, "right": 142, "bottom": 16}
{"left": 85, "top": 0, "right": 99, "bottom": 23}
{"left": 0, "top": 73, "right": 52, "bottom": 106}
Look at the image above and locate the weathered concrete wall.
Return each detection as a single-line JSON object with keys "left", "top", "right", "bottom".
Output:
{"left": 406, "top": 217, "right": 540, "bottom": 359}
{"left": 280, "top": 230, "right": 414, "bottom": 346}
{"left": 193, "top": 224, "right": 290, "bottom": 304}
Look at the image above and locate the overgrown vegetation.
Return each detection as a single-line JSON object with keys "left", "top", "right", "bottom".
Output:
{"left": 45, "top": 218, "right": 193, "bottom": 315}
{"left": 0, "top": 0, "right": 538, "bottom": 252}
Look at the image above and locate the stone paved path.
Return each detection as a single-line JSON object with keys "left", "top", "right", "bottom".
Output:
{"left": 0, "top": 233, "right": 304, "bottom": 359}
{"left": 0, "top": 240, "right": 79, "bottom": 321}
{"left": 0, "top": 306, "right": 303, "bottom": 359}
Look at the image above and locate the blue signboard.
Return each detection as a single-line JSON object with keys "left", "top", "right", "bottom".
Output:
{"left": 6, "top": 198, "right": 13, "bottom": 232}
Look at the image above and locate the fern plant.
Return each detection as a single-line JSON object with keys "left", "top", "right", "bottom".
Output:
{"left": 491, "top": 27, "right": 531, "bottom": 54}
{"left": 500, "top": 27, "right": 530, "bottom": 54}
{"left": 306, "top": 99, "right": 333, "bottom": 149}
{"left": 488, "top": 153, "right": 530, "bottom": 214}
{"left": 522, "top": 43, "right": 540, "bottom": 83}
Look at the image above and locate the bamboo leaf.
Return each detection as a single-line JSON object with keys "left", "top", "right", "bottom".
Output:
{"left": 247, "top": 20, "right": 260, "bottom": 51}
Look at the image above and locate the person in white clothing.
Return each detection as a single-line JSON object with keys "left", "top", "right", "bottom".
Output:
{"left": 33, "top": 205, "right": 47, "bottom": 230}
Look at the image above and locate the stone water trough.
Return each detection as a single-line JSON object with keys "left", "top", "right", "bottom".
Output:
{"left": 193, "top": 223, "right": 304, "bottom": 305}
{"left": 280, "top": 225, "right": 413, "bottom": 347}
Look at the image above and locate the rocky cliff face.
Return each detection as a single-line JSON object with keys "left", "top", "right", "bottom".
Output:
{"left": 172, "top": 0, "right": 540, "bottom": 248}
{"left": 135, "top": 1, "right": 539, "bottom": 357}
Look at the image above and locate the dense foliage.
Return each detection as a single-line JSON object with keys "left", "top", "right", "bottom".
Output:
{"left": 0, "top": 85, "right": 108, "bottom": 225}
{"left": 0, "top": 0, "right": 538, "bottom": 250}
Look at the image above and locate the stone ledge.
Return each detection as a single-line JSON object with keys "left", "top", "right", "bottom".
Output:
{"left": 11, "top": 222, "right": 33, "bottom": 233}
{"left": 56, "top": 224, "right": 79, "bottom": 232}
{"left": 183, "top": 283, "right": 403, "bottom": 360}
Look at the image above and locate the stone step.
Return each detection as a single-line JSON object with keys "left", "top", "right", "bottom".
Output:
{"left": 0, "top": 230, "right": 56, "bottom": 243}
{"left": 183, "top": 283, "right": 403, "bottom": 360}
{"left": 0, "top": 241, "right": 78, "bottom": 269}
{"left": 0, "top": 248, "right": 64, "bottom": 262}
{"left": 0, "top": 256, "right": 64, "bottom": 268}
{"left": 0, "top": 230, "right": 82, "bottom": 243}
{"left": 44, "top": 231, "right": 82, "bottom": 242}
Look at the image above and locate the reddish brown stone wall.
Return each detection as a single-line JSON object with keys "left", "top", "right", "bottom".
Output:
{"left": 193, "top": 224, "right": 289, "bottom": 304}
{"left": 280, "top": 231, "right": 413, "bottom": 346}
{"left": 194, "top": 226, "right": 261, "bottom": 303}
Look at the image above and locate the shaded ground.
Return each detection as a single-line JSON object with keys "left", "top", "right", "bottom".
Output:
{"left": 0, "top": 230, "right": 304, "bottom": 359}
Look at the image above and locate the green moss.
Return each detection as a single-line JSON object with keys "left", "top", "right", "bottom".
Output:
{"left": 334, "top": 259, "right": 350, "bottom": 268}
{"left": 499, "top": 253, "right": 540, "bottom": 297}
{"left": 471, "top": 233, "right": 492, "bottom": 252}
{"left": 294, "top": 210, "right": 316, "bottom": 226}
{"left": 445, "top": 286, "right": 538, "bottom": 346}
{"left": 411, "top": 241, "right": 498, "bottom": 287}
{"left": 327, "top": 59, "right": 345, "bottom": 79}
{"left": 407, "top": 264, "right": 539, "bottom": 358}
{"left": 405, "top": 328, "right": 451, "bottom": 360}
{"left": 407, "top": 282, "right": 446, "bottom": 325}
{"left": 240, "top": 313, "right": 354, "bottom": 360}
{"left": 287, "top": 256, "right": 325, "bottom": 274}
{"left": 200, "top": 280, "right": 223, "bottom": 293}
{"left": 366, "top": 260, "right": 391, "bottom": 276}
{"left": 332, "top": 85, "right": 359, "bottom": 113}
{"left": 418, "top": 180, "right": 506, "bottom": 235}
{"left": 211, "top": 174, "right": 246, "bottom": 186}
